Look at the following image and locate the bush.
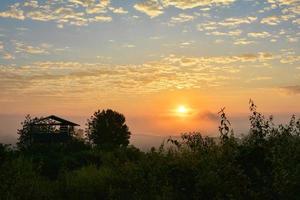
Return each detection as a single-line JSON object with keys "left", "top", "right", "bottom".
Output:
{"left": 0, "top": 102, "right": 299, "bottom": 199}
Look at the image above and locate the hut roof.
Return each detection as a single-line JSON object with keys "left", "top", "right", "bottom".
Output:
{"left": 35, "top": 115, "right": 80, "bottom": 126}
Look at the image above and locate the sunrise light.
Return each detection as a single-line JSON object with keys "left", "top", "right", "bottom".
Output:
{"left": 175, "top": 105, "right": 190, "bottom": 117}
{"left": 177, "top": 105, "right": 188, "bottom": 113}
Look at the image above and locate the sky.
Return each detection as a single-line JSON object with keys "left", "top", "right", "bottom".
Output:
{"left": 0, "top": 0, "right": 299, "bottom": 148}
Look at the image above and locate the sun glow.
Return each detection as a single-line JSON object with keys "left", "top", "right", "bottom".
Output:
{"left": 176, "top": 105, "right": 188, "bottom": 115}
{"left": 177, "top": 105, "right": 187, "bottom": 113}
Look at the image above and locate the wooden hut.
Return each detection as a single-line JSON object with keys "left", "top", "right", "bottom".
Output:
{"left": 31, "top": 115, "right": 80, "bottom": 143}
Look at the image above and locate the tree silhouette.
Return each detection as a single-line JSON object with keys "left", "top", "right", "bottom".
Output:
{"left": 17, "top": 115, "right": 49, "bottom": 150}
{"left": 17, "top": 115, "right": 65, "bottom": 150}
{"left": 86, "top": 109, "right": 131, "bottom": 149}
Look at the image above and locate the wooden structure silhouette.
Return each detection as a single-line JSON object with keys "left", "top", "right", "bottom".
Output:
{"left": 31, "top": 115, "right": 80, "bottom": 143}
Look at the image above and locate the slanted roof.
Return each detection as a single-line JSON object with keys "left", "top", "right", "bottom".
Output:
{"left": 35, "top": 115, "right": 80, "bottom": 126}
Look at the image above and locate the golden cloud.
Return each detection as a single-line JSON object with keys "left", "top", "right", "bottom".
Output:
{"left": 134, "top": 0, "right": 164, "bottom": 18}
{"left": 161, "top": 0, "right": 236, "bottom": 9}
{"left": 134, "top": 0, "right": 237, "bottom": 17}
{"left": 0, "top": 0, "right": 114, "bottom": 27}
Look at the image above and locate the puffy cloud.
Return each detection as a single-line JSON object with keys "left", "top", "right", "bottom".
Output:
{"left": 85, "top": 1, "right": 111, "bottom": 14}
{"left": 208, "top": 29, "right": 242, "bottom": 36}
{"left": 0, "top": 41, "right": 15, "bottom": 60}
{"left": 0, "top": 0, "right": 113, "bottom": 27}
{"left": 234, "top": 38, "right": 255, "bottom": 45}
{"left": 15, "top": 42, "right": 51, "bottom": 55}
{"left": 2, "top": 53, "right": 15, "bottom": 60}
{"left": 161, "top": 0, "right": 236, "bottom": 9}
{"left": 248, "top": 76, "right": 272, "bottom": 82}
{"left": 267, "top": 0, "right": 299, "bottom": 6}
{"left": 0, "top": 3, "right": 25, "bottom": 20}
{"left": 134, "top": 0, "right": 164, "bottom": 18}
{"left": 122, "top": 44, "right": 136, "bottom": 48}
{"left": 23, "top": 0, "right": 39, "bottom": 8}
{"left": 218, "top": 17, "right": 257, "bottom": 27}
{"left": 169, "top": 13, "right": 195, "bottom": 25}
{"left": 89, "top": 15, "right": 112, "bottom": 22}
{"left": 248, "top": 31, "right": 271, "bottom": 38}
{"left": 110, "top": 7, "right": 128, "bottom": 14}
{"left": 261, "top": 16, "right": 281, "bottom": 25}
{"left": 197, "top": 16, "right": 257, "bottom": 36}
{"left": 293, "top": 18, "right": 300, "bottom": 24}
{"left": 197, "top": 22, "right": 218, "bottom": 31}
{"left": 267, "top": 0, "right": 300, "bottom": 16}
{"left": 134, "top": 0, "right": 237, "bottom": 17}
{"left": 0, "top": 52, "right": 278, "bottom": 99}
{"left": 280, "top": 55, "right": 300, "bottom": 64}
{"left": 26, "top": 10, "right": 56, "bottom": 21}
{"left": 68, "top": 0, "right": 97, "bottom": 7}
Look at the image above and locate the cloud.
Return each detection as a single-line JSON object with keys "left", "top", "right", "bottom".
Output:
{"left": 68, "top": 0, "right": 98, "bottom": 7}
{"left": 23, "top": 0, "right": 39, "bottom": 8}
{"left": 122, "top": 44, "right": 136, "bottom": 48}
{"left": 134, "top": 0, "right": 237, "bottom": 17}
{"left": 89, "top": 15, "right": 112, "bottom": 22}
{"left": 196, "top": 111, "right": 219, "bottom": 121}
{"left": 169, "top": 13, "right": 195, "bottom": 25}
{"left": 161, "top": 0, "right": 237, "bottom": 9}
{"left": 292, "top": 18, "right": 300, "bottom": 24}
{"left": 179, "top": 41, "right": 195, "bottom": 48}
{"left": 247, "top": 76, "right": 272, "bottom": 82}
{"left": 266, "top": 0, "right": 300, "bottom": 18}
{"left": 0, "top": 0, "right": 113, "bottom": 27}
{"left": 134, "top": 0, "right": 164, "bottom": 18}
{"left": 0, "top": 41, "right": 15, "bottom": 60}
{"left": 0, "top": 50, "right": 295, "bottom": 103}
{"left": 247, "top": 31, "right": 271, "bottom": 38}
{"left": 0, "top": 3, "right": 25, "bottom": 20}
{"left": 281, "top": 85, "right": 300, "bottom": 95}
{"left": 287, "top": 36, "right": 299, "bottom": 43}
{"left": 0, "top": 52, "right": 276, "bottom": 99}
{"left": 234, "top": 38, "right": 255, "bottom": 45}
{"left": 2, "top": 53, "right": 15, "bottom": 60}
{"left": 218, "top": 16, "right": 257, "bottom": 27}
{"left": 197, "top": 16, "right": 258, "bottom": 38}
{"left": 261, "top": 16, "right": 281, "bottom": 25}
{"left": 208, "top": 29, "right": 242, "bottom": 36}
{"left": 280, "top": 55, "right": 300, "bottom": 64}
{"left": 268, "top": 0, "right": 299, "bottom": 6}
{"left": 110, "top": 7, "right": 128, "bottom": 14}
{"left": 15, "top": 41, "right": 51, "bottom": 55}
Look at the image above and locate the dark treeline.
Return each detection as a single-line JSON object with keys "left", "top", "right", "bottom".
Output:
{"left": 0, "top": 101, "right": 300, "bottom": 200}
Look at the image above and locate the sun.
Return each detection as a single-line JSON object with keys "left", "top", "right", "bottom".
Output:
{"left": 177, "top": 105, "right": 188, "bottom": 114}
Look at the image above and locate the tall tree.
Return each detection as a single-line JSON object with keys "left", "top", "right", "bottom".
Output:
{"left": 86, "top": 109, "right": 131, "bottom": 149}
{"left": 17, "top": 115, "right": 57, "bottom": 150}
{"left": 17, "top": 115, "right": 39, "bottom": 150}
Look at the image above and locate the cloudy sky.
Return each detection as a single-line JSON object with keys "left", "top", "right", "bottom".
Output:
{"left": 0, "top": 0, "right": 299, "bottom": 146}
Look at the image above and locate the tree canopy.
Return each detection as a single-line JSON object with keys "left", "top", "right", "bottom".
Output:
{"left": 86, "top": 109, "right": 131, "bottom": 149}
{"left": 17, "top": 115, "right": 73, "bottom": 150}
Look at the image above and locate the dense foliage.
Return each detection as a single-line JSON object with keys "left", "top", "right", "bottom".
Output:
{"left": 86, "top": 109, "right": 131, "bottom": 149}
{"left": 0, "top": 103, "right": 300, "bottom": 200}
{"left": 17, "top": 115, "right": 74, "bottom": 150}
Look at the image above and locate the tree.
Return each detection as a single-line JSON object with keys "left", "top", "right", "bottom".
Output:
{"left": 86, "top": 109, "right": 131, "bottom": 149}
{"left": 17, "top": 115, "right": 58, "bottom": 150}
{"left": 17, "top": 115, "right": 42, "bottom": 150}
